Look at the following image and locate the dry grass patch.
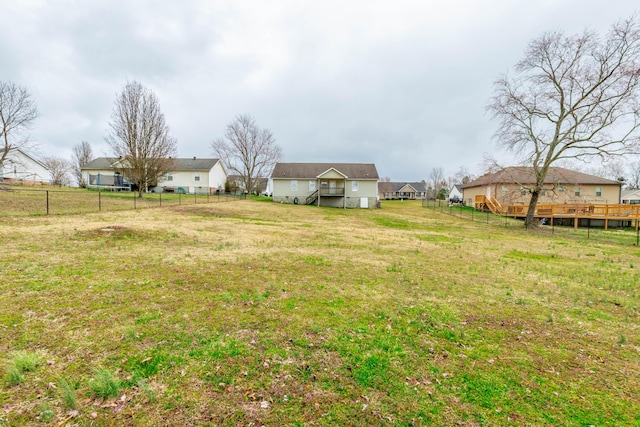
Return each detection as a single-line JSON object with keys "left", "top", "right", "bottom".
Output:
{"left": 1, "top": 200, "right": 639, "bottom": 425}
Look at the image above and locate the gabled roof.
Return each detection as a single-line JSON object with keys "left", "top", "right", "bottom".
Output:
{"left": 621, "top": 188, "right": 640, "bottom": 200}
{"left": 171, "top": 158, "right": 220, "bottom": 171}
{"left": 82, "top": 157, "right": 221, "bottom": 171}
{"left": 5, "top": 148, "right": 49, "bottom": 170}
{"left": 271, "top": 163, "right": 379, "bottom": 180}
{"left": 462, "top": 166, "right": 621, "bottom": 188}
{"left": 378, "top": 181, "right": 427, "bottom": 192}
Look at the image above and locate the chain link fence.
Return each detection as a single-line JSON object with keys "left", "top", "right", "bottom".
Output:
{"left": 0, "top": 186, "right": 246, "bottom": 217}
{"left": 423, "top": 199, "right": 640, "bottom": 246}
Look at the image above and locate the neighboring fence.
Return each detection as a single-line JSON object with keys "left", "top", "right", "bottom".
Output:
{"left": 0, "top": 187, "right": 246, "bottom": 217}
{"left": 423, "top": 199, "right": 640, "bottom": 246}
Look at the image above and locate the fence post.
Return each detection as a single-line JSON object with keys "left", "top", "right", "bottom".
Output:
{"left": 98, "top": 187, "right": 101, "bottom": 211}
{"left": 194, "top": 191, "right": 197, "bottom": 205}
{"left": 46, "top": 190, "right": 49, "bottom": 215}
{"left": 159, "top": 192, "right": 162, "bottom": 207}
{"left": 179, "top": 192, "right": 181, "bottom": 205}
{"left": 134, "top": 192, "right": 136, "bottom": 209}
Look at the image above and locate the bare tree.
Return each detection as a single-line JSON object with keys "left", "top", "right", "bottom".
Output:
{"left": 45, "top": 156, "right": 72, "bottom": 186}
{"left": 453, "top": 166, "right": 473, "bottom": 185}
{"left": 429, "top": 167, "right": 446, "bottom": 199}
{"left": 379, "top": 176, "right": 394, "bottom": 198}
{"left": 71, "top": 141, "right": 93, "bottom": 187}
{"left": 212, "top": 114, "right": 282, "bottom": 195}
{"left": 488, "top": 16, "right": 640, "bottom": 227}
{"left": 0, "top": 81, "right": 39, "bottom": 167}
{"left": 106, "top": 81, "right": 177, "bottom": 197}
{"left": 627, "top": 160, "right": 640, "bottom": 189}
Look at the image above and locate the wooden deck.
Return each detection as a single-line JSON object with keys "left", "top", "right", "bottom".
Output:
{"left": 475, "top": 195, "right": 640, "bottom": 230}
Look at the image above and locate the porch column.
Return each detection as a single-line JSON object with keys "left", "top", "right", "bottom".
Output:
{"left": 343, "top": 178, "right": 346, "bottom": 209}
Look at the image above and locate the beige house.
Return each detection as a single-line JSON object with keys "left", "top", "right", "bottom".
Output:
{"left": 81, "top": 157, "right": 227, "bottom": 194}
{"left": 378, "top": 181, "right": 427, "bottom": 200}
{"left": 462, "top": 166, "right": 622, "bottom": 207}
{"left": 271, "top": 163, "right": 379, "bottom": 208}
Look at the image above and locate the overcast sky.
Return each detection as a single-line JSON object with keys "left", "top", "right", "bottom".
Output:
{"left": 1, "top": 0, "right": 638, "bottom": 181}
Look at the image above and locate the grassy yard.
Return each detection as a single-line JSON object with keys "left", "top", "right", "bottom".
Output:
{"left": 0, "top": 186, "right": 242, "bottom": 217}
{"left": 0, "top": 200, "right": 638, "bottom": 426}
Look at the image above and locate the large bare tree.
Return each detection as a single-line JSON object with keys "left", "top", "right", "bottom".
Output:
{"left": 71, "top": 140, "right": 93, "bottom": 187}
{"left": 106, "top": 81, "right": 177, "bottom": 197}
{"left": 212, "top": 114, "right": 282, "bottom": 195}
{"left": 0, "top": 81, "right": 39, "bottom": 167}
{"left": 488, "top": 16, "right": 640, "bottom": 227}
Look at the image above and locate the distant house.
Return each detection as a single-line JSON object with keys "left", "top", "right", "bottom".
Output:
{"left": 462, "top": 166, "right": 622, "bottom": 206}
{"left": 81, "top": 157, "right": 227, "bottom": 194}
{"left": 448, "top": 184, "right": 463, "bottom": 202}
{"left": 378, "top": 181, "right": 427, "bottom": 200}
{"left": 621, "top": 188, "right": 640, "bottom": 204}
{"left": 271, "top": 163, "right": 379, "bottom": 208}
{"left": 0, "top": 148, "right": 50, "bottom": 185}
{"left": 227, "top": 175, "right": 270, "bottom": 195}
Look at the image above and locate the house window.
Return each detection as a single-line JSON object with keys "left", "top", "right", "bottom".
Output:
{"left": 291, "top": 180, "right": 298, "bottom": 191}
{"left": 558, "top": 186, "right": 564, "bottom": 192}
{"left": 352, "top": 181, "right": 359, "bottom": 192}
{"left": 166, "top": 174, "right": 173, "bottom": 182}
{"left": 501, "top": 186, "right": 507, "bottom": 196}
{"left": 520, "top": 186, "right": 526, "bottom": 196}
{"left": 596, "top": 186, "right": 602, "bottom": 197}
{"left": 309, "top": 180, "right": 316, "bottom": 191}
{"left": 194, "top": 173, "right": 200, "bottom": 182}
{"left": 575, "top": 186, "right": 581, "bottom": 196}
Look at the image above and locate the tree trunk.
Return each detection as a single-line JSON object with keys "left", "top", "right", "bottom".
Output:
{"left": 524, "top": 190, "right": 541, "bottom": 228}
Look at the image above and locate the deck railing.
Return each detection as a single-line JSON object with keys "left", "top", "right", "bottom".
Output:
{"left": 319, "top": 188, "right": 345, "bottom": 196}
{"left": 474, "top": 195, "right": 640, "bottom": 229}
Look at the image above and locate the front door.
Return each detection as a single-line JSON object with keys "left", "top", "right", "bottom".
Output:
{"left": 330, "top": 180, "right": 336, "bottom": 195}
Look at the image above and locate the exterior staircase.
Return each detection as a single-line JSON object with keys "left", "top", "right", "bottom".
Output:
{"left": 305, "top": 190, "right": 318, "bottom": 205}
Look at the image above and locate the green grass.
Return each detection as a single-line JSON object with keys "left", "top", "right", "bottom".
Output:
{"left": 0, "top": 199, "right": 639, "bottom": 425}
{"left": 89, "top": 369, "right": 121, "bottom": 399}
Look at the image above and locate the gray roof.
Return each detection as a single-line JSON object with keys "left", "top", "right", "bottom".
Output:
{"left": 463, "top": 166, "right": 621, "bottom": 188}
{"left": 271, "top": 163, "right": 379, "bottom": 180}
{"left": 378, "top": 181, "right": 427, "bottom": 192}
{"left": 621, "top": 188, "right": 640, "bottom": 199}
{"left": 82, "top": 157, "right": 220, "bottom": 171}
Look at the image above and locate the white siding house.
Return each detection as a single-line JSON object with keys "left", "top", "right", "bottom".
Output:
{"left": 621, "top": 188, "right": 640, "bottom": 204}
{"left": 157, "top": 158, "right": 227, "bottom": 194}
{"left": 0, "top": 148, "right": 50, "bottom": 185}
{"left": 271, "top": 163, "right": 379, "bottom": 208}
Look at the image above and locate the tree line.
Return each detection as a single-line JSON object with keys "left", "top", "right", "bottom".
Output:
{"left": 1, "top": 80, "right": 282, "bottom": 197}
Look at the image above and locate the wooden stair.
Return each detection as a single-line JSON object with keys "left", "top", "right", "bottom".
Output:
{"left": 305, "top": 190, "right": 319, "bottom": 205}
